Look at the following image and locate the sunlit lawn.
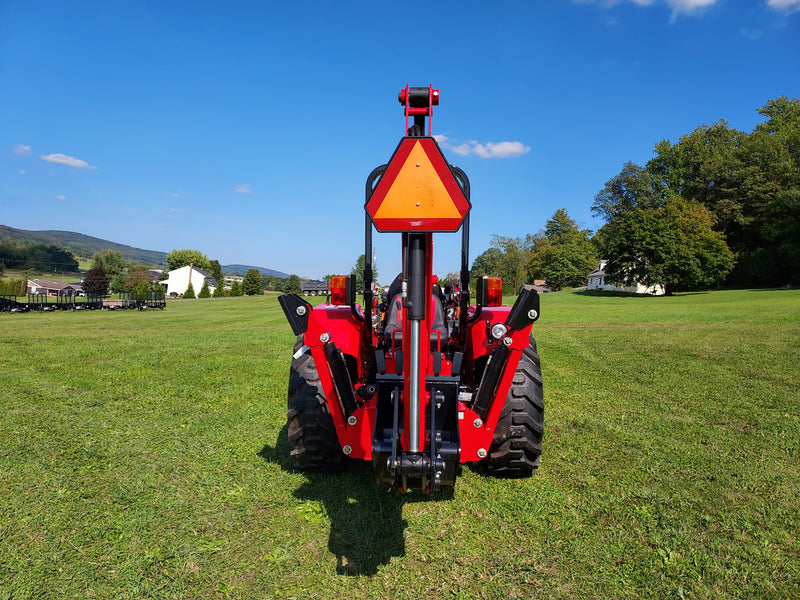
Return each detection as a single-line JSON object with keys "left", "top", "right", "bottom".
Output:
{"left": 1, "top": 289, "right": 798, "bottom": 598}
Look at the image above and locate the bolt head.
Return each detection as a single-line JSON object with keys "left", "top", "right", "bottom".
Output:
{"left": 296, "top": 305, "right": 307, "bottom": 316}
{"left": 528, "top": 309, "right": 538, "bottom": 320}
{"left": 477, "top": 448, "right": 487, "bottom": 459}
{"left": 473, "top": 418, "right": 483, "bottom": 428}
{"left": 347, "top": 415, "right": 358, "bottom": 426}
{"left": 320, "top": 332, "right": 330, "bottom": 343}
{"left": 503, "top": 336, "right": 513, "bottom": 346}
{"left": 343, "top": 445, "right": 352, "bottom": 455}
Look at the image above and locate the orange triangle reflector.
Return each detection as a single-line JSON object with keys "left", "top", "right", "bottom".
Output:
{"left": 366, "top": 137, "right": 470, "bottom": 232}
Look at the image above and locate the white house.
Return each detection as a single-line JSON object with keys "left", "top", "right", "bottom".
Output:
{"left": 222, "top": 275, "right": 243, "bottom": 291}
{"left": 587, "top": 260, "right": 665, "bottom": 295}
{"left": 162, "top": 264, "right": 217, "bottom": 297}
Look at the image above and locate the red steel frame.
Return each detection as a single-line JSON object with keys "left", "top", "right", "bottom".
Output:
{"left": 280, "top": 84, "right": 541, "bottom": 491}
{"left": 295, "top": 286, "right": 531, "bottom": 464}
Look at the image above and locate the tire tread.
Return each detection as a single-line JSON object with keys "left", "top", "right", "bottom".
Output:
{"left": 485, "top": 338, "right": 544, "bottom": 478}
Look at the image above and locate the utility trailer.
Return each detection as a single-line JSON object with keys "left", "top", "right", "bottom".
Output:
{"left": 279, "top": 85, "right": 543, "bottom": 493}
{"left": 300, "top": 280, "right": 329, "bottom": 296}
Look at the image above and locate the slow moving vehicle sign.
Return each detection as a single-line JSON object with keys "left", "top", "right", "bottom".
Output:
{"left": 366, "top": 137, "right": 470, "bottom": 233}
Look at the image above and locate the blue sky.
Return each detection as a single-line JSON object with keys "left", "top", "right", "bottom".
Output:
{"left": 1, "top": 0, "right": 798, "bottom": 281}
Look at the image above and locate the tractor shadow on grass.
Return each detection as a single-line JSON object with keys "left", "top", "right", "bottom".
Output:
{"left": 261, "top": 425, "right": 443, "bottom": 576}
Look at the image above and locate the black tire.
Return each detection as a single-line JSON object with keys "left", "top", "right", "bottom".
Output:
{"left": 485, "top": 337, "right": 544, "bottom": 477}
{"left": 287, "top": 336, "right": 346, "bottom": 472}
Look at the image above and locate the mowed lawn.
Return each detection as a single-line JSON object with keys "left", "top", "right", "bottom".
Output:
{"left": 1, "top": 289, "right": 798, "bottom": 599}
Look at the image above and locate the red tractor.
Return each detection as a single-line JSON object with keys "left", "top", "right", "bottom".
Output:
{"left": 279, "top": 85, "right": 543, "bottom": 493}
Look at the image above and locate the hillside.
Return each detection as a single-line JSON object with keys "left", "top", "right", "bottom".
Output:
{"left": 0, "top": 225, "right": 288, "bottom": 277}
{"left": 221, "top": 264, "right": 288, "bottom": 278}
{"left": 0, "top": 225, "right": 168, "bottom": 266}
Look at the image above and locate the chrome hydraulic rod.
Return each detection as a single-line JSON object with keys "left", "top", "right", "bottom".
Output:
{"left": 408, "top": 318, "right": 422, "bottom": 452}
{"left": 406, "top": 232, "right": 427, "bottom": 454}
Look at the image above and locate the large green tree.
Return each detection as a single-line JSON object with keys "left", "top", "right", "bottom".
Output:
{"left": 351, "top": 255, "right": 379, "bottom": 291}
{"left": 647, "top": 121, "right": 748, "bottom": 237}
{"left": 283, "top": 274, "right": 301, "bottom": 294}
{"left": 470, "top": 247, "right": 504, "bottom": 279}
{"left": 489, "top": 235, "right": 529, "bottom": 293}
{"left": 0, "top": 240, "right": 78, "bottom": 273}
{"left": 166, "top": 249, "right": 211, "bottom": 272}
{"left": 91, "top": 249, "right": 125, "bottom": 277}
{"left": 528, "top": 209, "right": 597, "bottom": 289}
{"left": 208, "top": 260, "right": 224, "bottom": 287}
{"left": 134, "top": 282, "right": 150, "bottom": 302}
{"left": 470, "top": 237, "right": 532, "bottom": 294}
{"left": 638, "top": 97, "right": 800, "bottom": 286}
{"left": 261, "top": 275, "right": 284, "bottom": 292}
{"left": 600, "top": 198, "right": 734, "bottom": 295}
{"left": 83, "top": 265, "right": 110, "bottom": 296}
{"left": 122, "top": 265, "right": 153, "bottom": 291}
{"left": 731, "top": 96, "right": 800, "bottom": 285}
{"left": 592, "top": 161, "right": 663, "bottom": 223}
{"left": 242, "top": 269, "right": 263, "bottom": 295}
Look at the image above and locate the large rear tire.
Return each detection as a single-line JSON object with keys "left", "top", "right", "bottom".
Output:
{"left": 485, "top": 337, "right": 544, "bottom": 477}
{"left": 287, "top": 336, "right": 345, "bottom": 472}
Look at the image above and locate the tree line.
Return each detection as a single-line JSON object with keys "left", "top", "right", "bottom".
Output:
{"left": 471, "top": 96, "right": 799, "bottom": 294}
{"left": 0, "top": 240, "right": 79, "bottom": 273}
{"left": 82, "top": 249, "right": 164, "bottom": 298}
{"left": 81, "top": 248, "right": 306, "bottom": 298}
{"left": 471, "top": 209, "right": 597, "bottom": 293}
{"left": 6, "top": 97, "right": 795, "bottom": 297}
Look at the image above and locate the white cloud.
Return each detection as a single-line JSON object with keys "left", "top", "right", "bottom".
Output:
{"left": 667, "top": 0, "right": 717, "bottom": 11}
{"left": 56, "top": 194, "right": 66, "bottom": 201}
{"left": 585, "top": 0, "right": 800, "bottom": 14}
{"left": 574, "top": 0, "right": 653, "bottom": 6}
{"left": 235, "top": 184, "right": 253, "bottom": 194}
{"left": 168, "top": 192, "right": 181, "bottom": 198}
{"left": 40, "top": 153, "right": 96, "bottom": 169}
{"left": 577, "top": 0, "right": 720, "bottom": 18}
{"left": 435, "top": 135, "right": 530, "bottom": 159}
{"left": 662, "top": 0, "right": 718, "bottom": 21}
{"left": 767, "top": 0, "right": 800, "bottom": 11}
{"left": 14, "top": 144, "right": 32, "bottom": 156}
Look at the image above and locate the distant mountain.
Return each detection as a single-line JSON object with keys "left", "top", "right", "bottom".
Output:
{"left": 222, "top": 264, "right": 288, "bottom": 278}
{"left": 1, "top": 224, "right": 168, "bottom": 266}
{"left": 1, "top": 225, "right": 288, "bottom": 277}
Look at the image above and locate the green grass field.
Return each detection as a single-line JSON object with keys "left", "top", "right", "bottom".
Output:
{"left": 1, "top": 268, "right": 85, "bottom": 282}
{"left": 1, "top": 289, "right": 798, "bottom": 599}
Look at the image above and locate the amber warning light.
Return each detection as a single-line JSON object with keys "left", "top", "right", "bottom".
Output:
{"left": 329, "top": 275, "right": 354, "bottom": 306}
{"left": 477, "top": 276, "right": 504, "bottom": 307}
{"left": 366, "top": 137, "right": 470, "bottom": 233}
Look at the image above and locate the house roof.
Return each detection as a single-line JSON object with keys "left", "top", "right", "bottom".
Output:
{"left": 588, "top": 259, "right": 608, "bottom": 278}
{"left": 164, "top": 265, "right": 217, "bottom": 287}
{"left": 29, "top": 278, "right": 79, "bottom": 290}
